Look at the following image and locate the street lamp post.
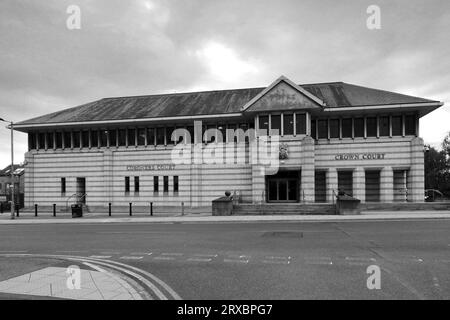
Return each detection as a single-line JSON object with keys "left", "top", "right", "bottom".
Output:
{"left": 0, "top": 118, "right": 15, "bottom": 220}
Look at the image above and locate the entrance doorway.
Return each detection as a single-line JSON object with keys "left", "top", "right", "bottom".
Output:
{"left": 76, "top": 178, "right": 86, "bottom": 204}
{"left": 365, "top": 170, "right": 380, "bottom": 202}
{"left": 266, "top": 171, "right": 300, "bottom": 203}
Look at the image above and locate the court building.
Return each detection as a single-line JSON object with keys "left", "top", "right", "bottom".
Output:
{"left": 14, "top": 76, "right": 444, "bottom": 212}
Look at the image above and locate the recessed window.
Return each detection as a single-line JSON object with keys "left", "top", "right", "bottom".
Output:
{"left": 366, "top": 117, "right": 377, "bottom": 137}
{"left": 81, "top": 130, "right": 89, "bottom": 148}
{"left": 38, "top": 132, "right": 45, "bottom": 149}
{"left": 270, "top": 114, "right": 281, "bottom": 136}
{"left": 128, "top": 128, "right": 136, "bottom": 147}
{"left": 354, "top": 118, "right": 364, "bottom": 138}
{"left": 330, "top": 119, "right": 340, "bottom": 138}
{"left": 134, "top": 176, "right": 140, "bottom": 194}
{"left": 91, "top": 130, "right": 98, "bottom": 148}
{"left": 296, "top": 113, "right": 306, "bottom": 135}
{"left": 283, "top": 114, "right": 294, "bottom": 135}
{"left": 109, "top": 129, "right": 117, "bottom": 147}
{"left": 318, "top": 120, "right": 328, "bottom": 139}
{"left": 118, "top": 129, "right": 126, "bottom": 146}
{"left": 147, "top": 128, "right": 155, "bottom": 146}
{"left": 259, "top": 116, "right": 269, "bottom": 136}
{"left": 28, "top": 133, "right": 36, "bottom": 150}
{"left": 100, "top": 130, "right": 108, "bottom": 147}
{"left": 153, "top": 176, "right": 159, "bottom": 194}
{"left": 73, "top": 131, "right": 81, "bottom": 148}
{"left": 174, "top": 176, "right": 179, "bottom": 194}
{"left": 311, "top": 120, "right": 317, "bottom": 139}
{"left": 124, "top": 177, "right": 130, "bottom": 194}
{"left": 156, "top": 127, "right": 165, "bottom": 145}
{"left": 379, "top": 116, "right": 390, "bottom": 136}
{"left": 405, "top": 115, "right": 416, "bottom": 136}
{"left": 55, "top": 132, "right": 63, "bottom": 149}
{"left": 342, "top": 119, "right": 352, "bottom": 138}
{"left": 46, "top": 132, "right": 54, "bottom": 149}
{"left": 392, "top": 116, "right": 403, "bottom": 136}
{"left": 166, "top": 127, "right": 175, "bottom": 145}
{"left": 163, "top": 176, "right": 169, "bottom": 194}
{"left": 137, "top": 128, "right": 146, "bottom": 146}
{"left": 61, "top": 178, "right": 66, "bottom": 196}
{"left": 63, "top": 132, "right": 71, "bottom": 149}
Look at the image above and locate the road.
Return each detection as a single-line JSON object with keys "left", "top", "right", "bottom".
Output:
{"left": 0, "top": 219, "right": 449, "bottom": 299}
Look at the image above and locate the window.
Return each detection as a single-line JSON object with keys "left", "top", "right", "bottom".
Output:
{"left": 283, "top": 114, "right": 294, "bottom": 135}
{"left": 73, "top": 131, "right": 81, "bottom": 148}
{"left": 118, "top": 129, "right": 126, "bottom": 146}
{"left": 46, "top": 132, "right": 54, "bottom": 149}
{"left": 55, "top": 132, "right": 63, "bottom": 149}
{"left": 109, "top": 129, "right": 117, "bottom": 147}
{"left": 342, "top": 118, "right": 352, "bottom": 138}
{"left": 318, "top": 120, "right": 328, "bottom": 139}
{"left": 204, "top": 124, "right": 216, "bottom": 143}
{"left": 366, "top": 117, "right": 377, "bottom": 137}
{"left": 330, "top": 119, "right": 340, "bottom": 138}
{"left": 259, "top": 115, "right": 269, "bottom": 136}
{"left": 134, "top": 176, "right": 140, "bottom": 194}
{"left": 128, "top": 128, "right": 136, "bottom": 147}
{"left": 156, "top": 127, "right": 165, "bottom": 145}
{"left": 153, "top": 176, "right": 159, "bottom": 193}
{"left": 81, "top": 130, "right": 89, "bottom": 148}
{"left": 28, "top": 133, "right": 36, "bottom": 150}
{"left": 174, "top": 176, "right": 179, "bottom": 194}
{"left": 147, "top": 128, "right": 155, "bottom": 146}
{"left": 38, "top": 133, "right": 45, "bottom": 149}
{"left": 354, "top": 118, "right": 364, "bottom": 138}
{"left": 379, "top": 116, "right": 390, "bottom": 136}
{"left": 91, "top": 130, "right": 98, "bottom": 148}
{"left": 100, "top": 130, "right": 108, "bottom": 147}
{"left": 186, "top": 126, "right": 194, "bottom": 144}
{"left": 405, "top": 115, "right": 417, "bottom": 136}
{"left": 311, "top": 120, "right": 317, "bottom": 139}
{"left": 124, "top": 177, "right": 130, "bottom": 194}
{"left": 63, "top": 132, "right": 71, "bottom": 149}
{"left": 296, "top": 113, "right": 307, "bottom": 135}
{"left": 392, "top": 116, "right": 403, "bottom": 136}
{"left": 270, "top": 114, "right": 281, "bottom": 136}
{"left": 137, "top": 128, "right": 146, "bottom": 146}
{"left": 163, "top": 176, "right": 169, "bottom": 194}
{"left": 61, "top": 178, "right": 66, "bottom": 195}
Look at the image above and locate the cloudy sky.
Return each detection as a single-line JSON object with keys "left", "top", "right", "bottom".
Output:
{"left": 0, "top": 0, "right": 449, "bottom": 168}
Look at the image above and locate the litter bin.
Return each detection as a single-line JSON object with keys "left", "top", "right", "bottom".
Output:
{"left": 212, "top": 192, "right": 233, "bottom": 216}
{"left": 71, "top": 204, "right": 83, "bottom": 218}
{"left": 336, "top": 193, "right": 361, "bottom": 215}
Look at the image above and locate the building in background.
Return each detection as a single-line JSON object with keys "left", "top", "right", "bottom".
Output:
{"left": 0, "top": 164, "right": 25, "bottom": 209}
{"left": 13, "top": 76, "right": 444, "bottom": 210}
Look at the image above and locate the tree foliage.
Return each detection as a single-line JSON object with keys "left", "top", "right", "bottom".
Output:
{"left": 425, "top": 145, "right": 450, "bottom": 197}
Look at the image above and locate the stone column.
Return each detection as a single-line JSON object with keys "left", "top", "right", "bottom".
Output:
{"left": 251, "top": 165, "right": 266, "bottom": 204}
{"left": 409, "top": 137, "right": 425, "bottom": 202}
{"left": 103, "top": 150, "right": 113, "bottom": 205}
{"left": 301, "top": 136, "right": 315, "bottom": 203}
{"left": 353, "top": 167, "right": 365, "bottom": 202}
{"left": 326, "top": 168, "right": 338, "bottom": 203}
{"left": 380, "top": 166, "right": 394, "bottom": 202}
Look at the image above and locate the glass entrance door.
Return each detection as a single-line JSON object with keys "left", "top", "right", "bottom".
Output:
{"left": 267, "top": 177, "right": 299, "bottom": 202}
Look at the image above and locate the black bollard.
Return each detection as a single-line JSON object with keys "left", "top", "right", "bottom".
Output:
{"left": 0, "top": 202, "right": 3, "bottom": 214}
{"left": 150, "top": 202, "right": 153, "bottom": 216}
{"left": 53, "top": 204, "right": 56, "bottom": 217}
{"left": 109, "top": 203, "right": 112, "bottom": 217}
{"left": 129, "top": 203, "right": 132, "bottom": 216}
{"left": 16, "top": 204, "right": 19, "bottom": 217}
{"left": 35, "top": 204, "right": 38, "bottom": 217}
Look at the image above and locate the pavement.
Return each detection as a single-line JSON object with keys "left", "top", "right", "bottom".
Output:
{"left": 1, "top": 219, "right": 450, "bottom": 299}
{"left": 0, "top": 210, "right": 450, "bottom": 224}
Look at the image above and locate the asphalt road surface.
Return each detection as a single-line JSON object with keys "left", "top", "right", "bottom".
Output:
{"left": 0, "top": 219, "right": 449, "bottom": 300}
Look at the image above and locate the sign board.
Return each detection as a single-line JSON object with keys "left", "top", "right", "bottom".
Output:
{"left": 126, "top": 164, "right": 176, "bottom": 171}
{"left": 334, "top": 153, "right": 386, "bottom": 161}
{"left": 0, "top": 196, "right": 7, "bottom": 202}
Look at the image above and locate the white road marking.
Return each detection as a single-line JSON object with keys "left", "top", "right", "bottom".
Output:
{"left": 262, "top": 260, "right": 290, "bottom": 265}
{"left": 345, "top": 257, "right": 377, "bottom": 262}
{"left": 153, "top": 256, "right": 176, "bottom": 261}
{"left": 187, "top": 258, "right": 212, "bottom": 262}
{"left": 305, "top": 257, "right": 333, "bottom": 265}
{"left": 90, "top": 255, "right": 112, "bottom": 259}
{"left": 224, "top": 259, "right": 249, "bottom": 264}
{"left": 120, "top": 256, "right": 143, "bottom": 260}
{"left": 265, "top": 256, "right": 291, "bottom": 260}
{"left": 161, "top": 253, "right": 183, "bottom": 256}
{"left": 193, "top": 254, "right": 218, "bottom": 258}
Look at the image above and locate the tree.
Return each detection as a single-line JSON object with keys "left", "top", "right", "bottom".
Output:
{"left": 424, "top": 146, "right": 450, "bottom": 197}
{"left": 442, "top": 132, "right": 450, "bottom": 157}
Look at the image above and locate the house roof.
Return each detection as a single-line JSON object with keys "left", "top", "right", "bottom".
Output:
{"left": 16, "top": 80, "right": 439, "bottom": 127}
{"left": 0, "top": 165, "right": 24, "bottom": 177}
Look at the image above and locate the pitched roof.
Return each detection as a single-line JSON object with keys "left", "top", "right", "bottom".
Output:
{"left": 16, "top": 81, "right": 438, "bottom": 126}
{"left": 0, "top": 165, "right": 24, "bottom": 176}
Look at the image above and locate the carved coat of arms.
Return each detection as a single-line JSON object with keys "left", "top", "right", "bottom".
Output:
{"left": 279, "top": 143, "right": 289, "bottom": 160}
